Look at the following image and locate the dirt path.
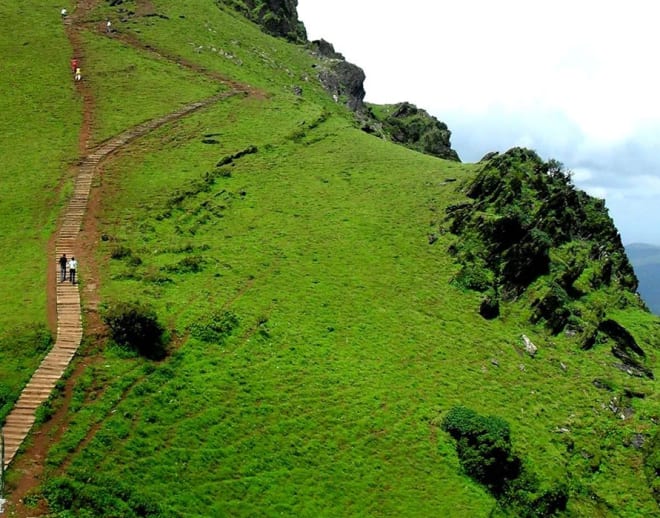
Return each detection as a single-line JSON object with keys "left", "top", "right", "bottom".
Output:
{"left": 2, "top": 1, "right": 251, "bottom": 514}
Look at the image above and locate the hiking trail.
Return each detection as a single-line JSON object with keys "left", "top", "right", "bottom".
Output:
{"left": 2, "top": 1, "right": 251, "bottom": 513}
{"left": 1, "top": 93, "right": 235, "bottom": 470}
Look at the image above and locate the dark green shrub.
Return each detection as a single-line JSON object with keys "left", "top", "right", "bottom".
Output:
{"left": 455, "top": 263, "right": 492, "bottom": 292}
{"left": 644, "top": 431, "right": 660, "bottom": 502}
{"left": 110, "top": 245, "right": 132, "bottom": 259}
{"left": 443, "top": 406, "right": 568, "bottom": 515}
{"left": 102, "top": 301, "right": 166, "bottom": 360}
{"left": 0, "top": 382, "right": 17, "bottom": 422}
{"left": 43, "top": 474, "right": 163, "bottom": 517}
{"left": 34, "top": 397, "right": 55, "bottom": 425}
{"left": 43, "top": 477, "right": 77, "bottom": 511}
{"left": 166, "top": 255, "right": 205, "bottom": 273}
{"left": 498, "top": 472, "right": 568, "bottom": 517}
{"left": 442, "top": 406, "right": 520, "bottom": 495}
{"left": 189, "top": 310, "right": 239, "bottom": 344}
{"left": 142, "top": 267, "right": 172, "bottom": 285}
{"left": 479, "top": 291, "right": 500, "bottom": 320}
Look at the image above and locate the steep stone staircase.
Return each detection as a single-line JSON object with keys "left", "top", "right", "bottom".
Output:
{"left": 1, "top": 92, "right": 235, "bottom": 468}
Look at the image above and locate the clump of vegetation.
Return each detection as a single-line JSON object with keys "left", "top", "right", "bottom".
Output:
{"left": 165, "top": 255, "right": 205, "bottom": 273}
{"left": 110, "top": 245, "right": 142, "bottom": 266}
{"left": 102, "top": 301, "right": 167, "bottom": 360}
{"left": 368, "top": 102, "right": 460, "bottom": 161}
{"left": 443, "top": 406, "right": 568, "bottom": 516}
{"left": 0, "top": 382, "right": 17, "bottom": 423}
{"left": 219, "top": 0, "right": 307, "bottom": 42}
{"left": 188, "top": 310, "right": 239, "bottom": 344}
{"left": 110, "top": 245, "right": 132, "bottom": 259}
{"left": 447, "top": 147, "right": 641, "bottom": 337}
{"left": 442, "top": 406, "right": 521, "bottom": 494}
{"left": 43, "top": 474, "right": 162, "bottom": 517}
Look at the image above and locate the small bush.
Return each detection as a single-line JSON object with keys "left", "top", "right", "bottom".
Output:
{"left": 102, "top": 301, "right": 166, "bottom": 360}
{"left": 442, "top": 406, "right": 520, "bottom": 494}
{"left": 34, "top": 398, "right": 55, "bottom": 425}
{"left": 110, "top": 245, "right": 132, "bottom": 259}
{"left": 43, "top": 477, "right": 77, "bottom": 511}
{"left": 479, "top": 291, "right": 500, "bottom": 320}
{"left": 165, "top": 255, "right": 205, "bottom": 273}
{"left": 43, "top": 474, "right": 163, "bottom": 517}
{"left": 443, "top": 406, "right": 568, "bottom": 515}
{"left": 189, "top": 310, "right": 239, "bottom": 344}
{"left": 455, "top": 263, "right": 492, "bottom": 292}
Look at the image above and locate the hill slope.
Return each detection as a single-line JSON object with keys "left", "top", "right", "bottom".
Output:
{"left": 1, "top": 1, "right": 658, "bottom": 517}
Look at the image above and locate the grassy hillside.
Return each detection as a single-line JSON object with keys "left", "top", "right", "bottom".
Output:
{"left": 2, "top": 1, "right": 658, "bottom": 517}
{"left": 0, "top": 0, "right": 79, "bottom": 421}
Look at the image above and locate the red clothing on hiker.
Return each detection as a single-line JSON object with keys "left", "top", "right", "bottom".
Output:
{"left": 71, "top": 59, "right": 79, "bottom": 73}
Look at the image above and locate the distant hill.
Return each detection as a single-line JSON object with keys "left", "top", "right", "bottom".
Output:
{"left": 626, "top": 243, "right": 660, "bottom": 314}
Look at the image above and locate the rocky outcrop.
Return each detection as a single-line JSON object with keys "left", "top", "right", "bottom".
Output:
{"left": 310, "top": 39, "right": 366, "bottom": 113}
{"left": 307, "top": 39, "right": 458, "bottom": 161}
{"left": 370, "top": 102, "right": 460, "bottom": 161}
{"left": 220, "top": 0, "right": 307, "bottom": 42}
{"left": 446, "top": 147, "right": 643, "bottom": 338}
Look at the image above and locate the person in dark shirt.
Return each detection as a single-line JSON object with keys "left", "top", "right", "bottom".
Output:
{"left": 59, "top": 253, "right": 67, "bottom": 282}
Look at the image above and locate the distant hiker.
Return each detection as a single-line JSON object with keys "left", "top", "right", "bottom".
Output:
{"left": 59, "top": 253, "right": 67, "bottom": 282}
{"left": 61, "top": 8, "right": 67, "bottom": 19}
{"left": 68, "top": 256, "right": 78, "bottom": 284}
{"left": 70, "top": 58, "right": 79, "bottom": 74}
{"left": 106, "top": 19, "right": 112, "bottom": 33}
{"left": 74, "top": 67, "right": 81, "bottom": 81}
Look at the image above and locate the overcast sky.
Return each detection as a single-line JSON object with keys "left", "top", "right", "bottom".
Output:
{"left": 298, "top": 0, "right": 660, "bottom": 245}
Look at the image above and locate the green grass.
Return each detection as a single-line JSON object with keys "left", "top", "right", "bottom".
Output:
{"left": 80, "top": 30, "right": 224, "bottom": 144}
{"left": 2, "top": 1, "right": 658, "bottom": 516}
{"left": 44, "top": 92, "right": 658, "bottom": 516}
{"left": 0, "top": 0, "right": 79, "bottom": 419}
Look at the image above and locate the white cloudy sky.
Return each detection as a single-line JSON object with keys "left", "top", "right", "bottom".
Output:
{"left": 298, "top": 0, "right": 660, "bottom": 245}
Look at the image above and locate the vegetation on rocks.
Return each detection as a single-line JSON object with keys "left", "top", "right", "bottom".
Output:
{"left": 368, "top": 102, "right": 461, "bottom": 161}
{"left": 443, "top": 406, "right": 568, "bottom": 517}
{"left": 219, "top": 0, "right": 307, "bottom": 42}
{"left": 446, "top": 148, "right": 645, "bottom": 350}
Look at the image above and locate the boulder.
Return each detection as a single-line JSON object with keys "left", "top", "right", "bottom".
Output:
{"left": 317, "top": 59, "right": 366, "bottom": 113}
{"left": 521, "top": 334, "right": 537, "bottom": 357}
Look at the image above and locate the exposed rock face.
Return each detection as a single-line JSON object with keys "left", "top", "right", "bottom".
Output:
{"left": 311, "top": 38, "right": 344, "bottom": 60}
{"left": 220, "top": 0, "right": 307, "bottom": 42}
{"left": 310, "top": 40, "right": 366, "bottom": 113}
{"left": 318, "top": 60, "right": 366, "bottom": 112}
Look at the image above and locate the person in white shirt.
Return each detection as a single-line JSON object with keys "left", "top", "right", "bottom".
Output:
{"left": 61, "top": 8, "right": 68, "bottom": 19}
{"left": 68, "top": 257, "right": 78, "bottom": 284}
